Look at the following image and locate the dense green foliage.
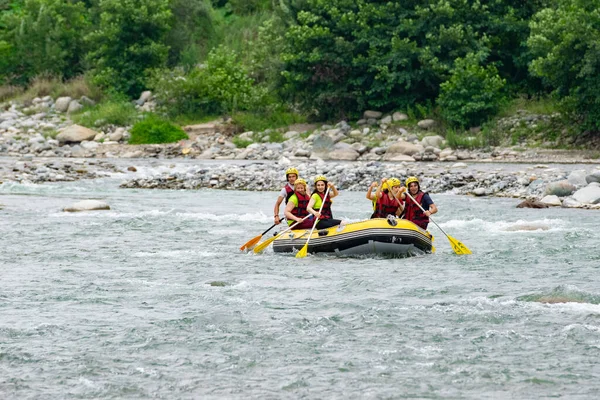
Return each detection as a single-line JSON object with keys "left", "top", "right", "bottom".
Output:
{"left": 528, "top": 0, "right": 600, "bottom": 131}
{"left": 129, "top": 113, "right": 188, "bottom": 144}
{"left": 71, "top": 98, "right": 138, "bottom": 128}
{"left": 1, "top": 0, "right": 599, "bottom": 138}
{"left": 438, "top": 53, "right": 507, "bottom": 128}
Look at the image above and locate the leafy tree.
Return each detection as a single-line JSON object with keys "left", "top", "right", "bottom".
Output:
{"left": 165, "top": 0, "right": 215, "bottom": 68}
{"left": 85, "top": 0, "right": 171, "bottom": 97}
{"left": 0, "top": 0, "right": 89, "bottom": 85}
{"left": 528, "top": 0, "right": 600, "bottom": 130}
{"left": 280, "top": 0, "right": 546, "bottom": 120}
{"left": 437, "top": 52, "right": 507, "bottom": 128}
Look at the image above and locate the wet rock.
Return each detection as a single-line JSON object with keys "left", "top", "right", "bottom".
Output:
{"left": 63, "top": 200, "right": 110, "bottom": 212}
{"left": 516, "top": 199, "right": 548, "bottom": 208}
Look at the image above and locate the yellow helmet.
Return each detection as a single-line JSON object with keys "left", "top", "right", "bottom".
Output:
{"left": 314, "top": 175, "right": 327, "bottom": 184}
{"left": 294, "top": 178, "right": 307, "bottom": 187}
{"left": 405, "top": 176, "right": 419, "bottom": 187}
{"left": 285, "top": 167, "right": 299, "bottom": 178}
{"left": 388, "top": 177, "right": 401, "bottom": 188}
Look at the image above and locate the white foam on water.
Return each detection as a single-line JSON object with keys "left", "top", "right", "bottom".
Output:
{"left": 132, "top": 249, "right": 217, "bottom": 258}
{"left": 440, "top": 217, "right": 569, "bottom": 233}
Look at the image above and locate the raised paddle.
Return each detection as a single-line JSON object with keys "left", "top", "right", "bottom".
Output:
{"left": 403, "top": 190, "right": 471, "bottom": 255}
{"left": 253, "top": 214, "right": 313, "bottom": 254}
{"left": 296, "top": 186, "right": 331, "bottom": 258}
{"left": 240, "top": 221, "right": 279, "bottom": 251}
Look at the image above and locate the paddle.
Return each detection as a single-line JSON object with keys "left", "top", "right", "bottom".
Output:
{"left": 403, "top": 190, "right": 471, "bottom": 255}
{"left": 296, "top": 186, "right": 331, "bottom": 258}
{"left": 253, "top": 214, "right": 313, "bottom": 254}
{"left": 240, "top": 221, "right": 279, "bottom": 251}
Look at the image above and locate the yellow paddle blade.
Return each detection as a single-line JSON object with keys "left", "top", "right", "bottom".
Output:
{"left": 295, "top": 244, "right": 308, "bottom": 258}
{"left": 431, "top": 244, "right": 436, "bottom": 253}
{"left": 253, "top": 236, "right": 277, "bottom": 254}
{"left": 447, "top": 235, "right": 472, "bottom": 255}
{"left": 240, "top": 235, "right": 262, "bottom": 251}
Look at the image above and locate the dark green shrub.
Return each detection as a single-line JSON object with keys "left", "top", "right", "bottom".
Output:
{"left": 85, "top": 0, "right": 171, "bottom": 97}
{"left": 129, "top": 114, "right": 188, "bottom": 144}
{"left": 437, "top": 53, "right": 507, "bottom": 128}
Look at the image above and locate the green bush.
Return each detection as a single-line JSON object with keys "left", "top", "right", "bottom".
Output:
{"left": 438, "top": 53, "right": 507, "bottom": 128}
{"left": 129, "top": 114, "right": 188, "bottom": 144}
{"left": 0, "top": 0, "right": 89, "bottom": 85}
{"left": 444, "top": 128, "right": 482, "bottom": 149}
{"left": 71, "top": 99, "right": 137, "bottom": 128}
{"left": 232, "top": 136, "right": 253, "bottom": 148}
{"left": 150, "top": 46, "right": 263, "bottom": 118}
{"left": 231, "top": 109, "right": 305, "bottom": 132}
{"left": 85, "top": 0, "right": 171, "bottom": 97}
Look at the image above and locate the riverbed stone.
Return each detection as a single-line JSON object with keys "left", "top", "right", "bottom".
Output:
{"left": 544, "top": 180, "right": 576, "bottom": 196}
{"left": 572, "top": 183, "right": 600, "bottom": 204}
{"left": 63, "top": 200, "right": 110, "bottom": 212}
{"left": 56, "top": 125, "right": 99, "bottom": 143}
{"left": 540, "top": 195, "right": 562, "bottom": 206}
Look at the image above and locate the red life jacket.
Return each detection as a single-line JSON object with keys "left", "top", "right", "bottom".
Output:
{"left": 372, "top": 193, "right": 402, "bottom": 218}
{"left": 290, "top": 192, "right": 310, "bottom": 219}
{"left": 284, "top": 184, "right": 294, "bottom": 204}
{"left": 316, "top": 192, "right": 333, "bottom": 219}
{"left": 404, "top": 191, "right": 429, "bottom": 229}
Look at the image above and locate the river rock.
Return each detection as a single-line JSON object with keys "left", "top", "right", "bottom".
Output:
{"left": 56, "top": 125, "right": 99, "bottom": 143}
{"left": 363, "top": 110, "right": 382, "bottom": 119}
{"left": 516, "top": 199, "right": 548, "bottom": 208}
{"left": 392, "top": 112, "right": 408, "bottom": 121}
{"left": 572, "top": 183, "right": 600, "bottom": 204}
{"left": 567, "top": 170, "right": 588, "bottom": 187}
{"left": 544, "top": 180, "right": 576, "bottom": 196}
{"left": 63, "top": 200, "right": 110, "bottom": 212}
{"left": 586, "top": 171, "right": 600, "bottom": 184}
{"left": 421, "top": 135, "right": 444, "bottom": 148}
{"left": 417, "top": 119, "right": 436, "bottom": 129}
{"left": 385, "top": 140, "right": 421, "bottom": 156}
{"left": 540, "top": 195, "right": 562, "bottom": 206}
{"left": 54, "top": 97, "right": 72, "bottom": 112}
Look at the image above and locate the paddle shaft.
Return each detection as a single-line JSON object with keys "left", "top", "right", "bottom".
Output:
{"left": 298, "top": 186, "right": 331, "bottom": 256}
{"left": 260, "top": 221, "right": 278, "bottom": 236}
{"left": 253, "top": 214, "right": 314, "bottom": 253}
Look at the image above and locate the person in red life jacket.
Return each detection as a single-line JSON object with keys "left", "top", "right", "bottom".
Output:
{"left": 273, "top": 167, "right": 299, "bottom": 225}
{"left": 284, "top": 178, "right": 314, "bottom": 229}
{"left": 307, "top": 175, "right": 343, "bottom": 229}
{"left": 371, "top": 177, "right": 405, "bottom": 219}
{"left": 401, "top": 176, "right": 437, "bottom": 230}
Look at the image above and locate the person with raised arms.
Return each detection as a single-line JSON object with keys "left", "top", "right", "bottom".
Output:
{"left": 284, "top": 178, "right": 314, "bottom": 230}
{"left": 307, "top": 175, "right": 342, "bottom": 229}
{"left": 273, "top": 167, "right": 300, "bottom": 225}
{"left": 371, "top": 177, "right": 405, "bottom": 219}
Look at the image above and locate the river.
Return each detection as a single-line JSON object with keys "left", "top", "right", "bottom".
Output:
{"left": 1, "top": 173, "right": 599, "bottom": 399}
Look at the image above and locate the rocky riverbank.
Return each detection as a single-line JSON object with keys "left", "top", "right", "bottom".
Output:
{"left": 1, "top": 94, "right": 600, "bottom": 209}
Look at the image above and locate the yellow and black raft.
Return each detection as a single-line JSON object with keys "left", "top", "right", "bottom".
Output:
{"left": 272, "top": 218, "right": 434, "bottom": 257}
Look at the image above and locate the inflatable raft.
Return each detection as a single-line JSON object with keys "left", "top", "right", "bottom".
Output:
{"left": 272, "top": 218, "right": 434, "bottom": 257}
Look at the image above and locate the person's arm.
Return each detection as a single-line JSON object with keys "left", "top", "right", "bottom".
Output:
{"left": 284, "top": 199, "right": 301, "bottom": 222}
{"left": 374, "top": 178, "right": 386, "bottom": 201}
{"left": 423, "top": 194, "right": 437, "bottom": 217}
{"left": 327, "top": 183, "right": 339, "bottom": 199}
{"left": 307, "top": 195, "right": 320, "bottom": 218}
{"left": 366, "top": 182, "right": 377, "bottom": 200}
{"left": 273, "top": 195, "right": 284, "bottom": 224}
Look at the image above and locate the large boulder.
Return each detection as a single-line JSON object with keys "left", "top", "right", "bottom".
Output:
{"left": 544, "top": 180, "right": 576, "bottom": 197}
{"left": 363, "top": 110, "right": 383, "bottom": 119}
{"left": 586, "top": 171, "right": 600, "bottom": 184}
{"left": 63, "top": 200, "right": 110, "bottom": 212}
{"left": 54, "top": 97, "right": 72, "bottom": 113}
{"left": 567, "top": 170, "right": 588, "bottom": 187}
{"left": 572, "top": 182, "right": 600, "bottom": 204}
{"left": 421, "top": 135, "right": 444, "bottom": 148}
{"left": 385, "top": 140, "right": 421, "bottom": 156}
{"left": 56, "top": 125, "right": 99, "bottom": 143}
{"left": 540, "top": 195, "right": 562, "bottom": 207}
{"left": 516, "top": 199, "right": 548, "bottom": 208}
{"left": 417, "top": 119, "right": 436, "bottom": 130}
